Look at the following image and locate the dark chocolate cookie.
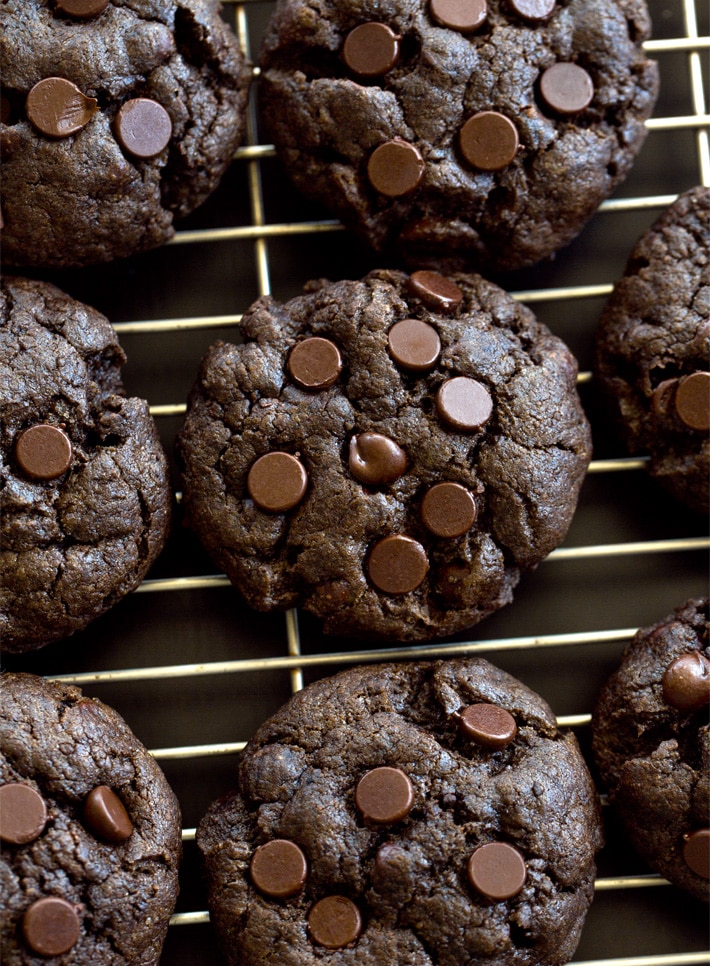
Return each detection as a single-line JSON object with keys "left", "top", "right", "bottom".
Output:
{"left": 592, "top": 598, "right": 710, "bottom": 902}
{"left": 0, "top": 672, "right": 182, "bottom": 963}
{"left": 197, "top": 657, "right": 603, "bottom": 965}
{"left": 258, "top": 0, "right": 658, "bottom": 273}
{"left": 176, "top": 269, "right": 591, "bottom": 642}
{"left": 594, "top": 187, "right": 710, "bottom": 515}
{"left": 0, "top": 276, "right": 172, "bottom": 653}
{"left": 0, "top": 0, "right": 251, "bottom": 268}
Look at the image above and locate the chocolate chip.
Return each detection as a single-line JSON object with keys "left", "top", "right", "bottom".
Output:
{"left": 84, "top": 786, "right": 133, "bottom": 843}
{"left": 0, "top": 783, "right": 47, "bottom": 845}
{"left": 22, "top": 897, "right": 81, "bottom": 957}
{"left": 459, "top": 112, "right": 519, "bottom": 171}
{"left": 343, "top": 22, "right": 400, "bottom": 77}
{"left": 388, "top": 319, "right": 441, "bottom": 371}
{"left": 436, "top": 377, "right": 493, "bottom": 431}
{"left": 26, "top": 77, "right": 97, "bottom": 138}
{"left": 408, "top": 271, "right": 463, "bottom": 313}
{"left": 15, "top": 424, "right": 72, "bottom": 481}
{"left": 367, "top": 139, "right": 425, "bottom": 197}
{"left": 355, "top": 766, "right": 415, "bottom": 823}
{"left": 288, "top": 337, "right": 342, "bottom": 390}
{"left": 429, "top": 0, "right": 487, "bottom": 32}
{"left": 349, "top": 433, "right": 407, "bottom": 486}
{"left": 421, "top": 482, "right": 477, "bottom": 537}
{"left": 467, "top": 842, "right": 527, "bottom": 899}
{"left": 682, "top": 828, "right": 710, "bottom": 879}
{"left": 55, "top": 0, "right": 110, "bottom": 18}
{"left": 250, "top": 839, "right": 308, "bottom": 898}
{"left": 662, "top": 652, "right": 710, "bottom": 712}
{"left": 367, "top": 535, "right": 429, "bottom": 594}
{"left": 458, "top": 703, "right": 517, "bottom": 748}
{"left": 539, "top": 62, "right": 594, "bottom": 115}
{"left": 114, "top": 98, "right": 172, "bottom": 160}
{"left": 247, "top": 452, "right": 308, "bottom": 513}
{"left": 674, "top": 371, "right": 710, "bottom": 431}
{"left": 308, "top": 896, "right": 362, "bottom": 948}
{"left": 508, "top": 0, "right": 556, "bottom": 22}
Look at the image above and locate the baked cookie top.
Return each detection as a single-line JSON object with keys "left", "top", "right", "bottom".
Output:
{"left": 594, "top": 187, "right": 710, "bottom": 515}
{"left": 592, "top": 598, "right": 710, "bottom": 902}
{"left": 258, "top": 0, "right": 658, "bottom": 272}
{"left": 177, "top": 269, "right": 591, "bottom": 642}
{"left": 197, "top": 657, "right": 603, "bottom": 965}
{"left": 0, "top": 276, "right": 172, "bottom": 653}
{"left": 0, "top": 0, "right": 251, "bottom": 267}
{"left": 0, "top": 672, "right": 182, "bottom": 963}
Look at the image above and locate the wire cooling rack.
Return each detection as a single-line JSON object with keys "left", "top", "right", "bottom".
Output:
{"left": 6, "top": 0, "right": 709, "bottom": 963}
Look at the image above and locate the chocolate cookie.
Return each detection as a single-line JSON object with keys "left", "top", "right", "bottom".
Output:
{"left": 0, "top": 672, "right": 182, "bottom": 963}
{"left": 176, "top": 269, "right": 592, "bottom": 642}
{"left": 594, "top": 187, "right": 710, "bottom": 515}
{"left": 592, "top": 598, "right": 710, "bottom": 902}
{"left": 0, "top": 0, "right": 251, "bottom": 267}
{"left": 0, "top": 276, "right": 172, "bottom": 653}
{"left": 197, "top": 657, "right": 603, "bottom": 965}
{"left": 258, "top": 0, "right": 658, "bottom": 273}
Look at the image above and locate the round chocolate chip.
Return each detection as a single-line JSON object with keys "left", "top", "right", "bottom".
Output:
{"left": 343, "top": 22, "right": 400, "bottom": 77}
{"left": 421, "top": 482, "right": 477, "bottom": 538}
{"left": 247, "top": 452, "right": 309, "bottom": 513}
{"left": 674, "top": 371, "right": 710, "bottom": 431}
{"left": 84, "top": 786, "right": 133, "bottom": 843}
{"left": 355, "top": 766, "right": 415, "bottom": 824}
{"left": 26, "top": 77, "right": 97, "bottom": 138}
{"left": 682, "top": 828, "right": 710, "bottom": 879}
{"left": 367, "top": 139, "right": 425, "bottom": 197}
{"left": 250, "top": 839, "right": 308, "bottom": 898}
{"left": 308, "top": 896, "right": 362, "bottom": 948}
{"left": 467, "top": 842, "right": 527, "bottom": 899}
{"left": 458, "top": 703, "right": 517, "bottom": 748}
{"left": 388, "top": 319, "right": 441, "bottom": 371}
{"left": 55, "top": 0, "right": 110, "bottom": 18}
{"left": 22, "top": 897, "right": 81, "bottom": 957}
{"left": 429, "top": 0, "right": 487, "bottom": 32}
{"left": 288, "top": 337, "right": 342, "bottom": 390}
{"left": 367, "top": 535, "right": 429, "bottom": 595}
{"left": 539, "top": 62, "right": 594, "bottom": 115}
{"left": 408, "top": 271, "right": 464, "bottom": 313}
{"left": 436, "top": 377, "right": 493, "bottom": 431}
{"left": 15, "top": 424, "right": 72, "bottom": 481}
{"left": 459, "top": 112, "right": 519, "bottom": 171}
{"left": 349, "top": 433, "right": 407, "bottom": 486}
{"left": 114, "top": 98, "right": 172, "bottom": 160}
{"left": 508, "top": 0, "right": 556, "bottom": 22}
{"left": 662, "top": 652, "right": 710, "bottom": 712}
{"left": 0, "top": 783, "right": 47, "bottom": 845}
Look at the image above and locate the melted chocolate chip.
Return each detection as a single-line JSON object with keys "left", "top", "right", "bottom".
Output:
{"left": 0, "top": 783, "right": 47, "bottom": 845}
{"left": 388, "top": 319, "right": 441, "bottom": 371}
{"left": 349, "top": 433, "right": 407, "bottom": 486}
{"left": 682, "top": 828, "right": 710, "bottom": 879}
{"left": 367, "top": 535, "right": 429, "bottom": 594}
{"left": 343, "top": 22, "right": 400, "bottom": 77}
{"left": 26, "top": 78, "right": 97, "bottom": 138}
{"left": 367, "top": 139, "right": 425, "bottom": 197}
{"left": 458, "top": 703, "right": 517, "bottom": 748}
{"left": 508, "top": 0, "right": 556, "bottom": 21}
{"left": 539, "top": 62, "right": 594, "bottom": 115}
{"left": 84, "top": 786, "right": 133, "bottom": 843}
{"left": 421, "top": 482, "right": 477, "bottom": 537}
{"left": 247, "top": 452, "right": 309, "bottom": 512}
{"left": 674, "top": 371, "right": 710, "bottom": 431}
{"left": 288, "top": 337, "right": 342, "bottom": 390}
{"left": 408, "top": 270, "right": 463, "bottom": 313}
{"left": 15, "top": 424, "right": 72, "bottom": 481}
{"left": 662, "top": 652, "right": 710, "bottom": 712}
{"left": 114, "top": 98, "right": 172, "bottom": 159}
{"left": 429, "top": 0, "right": 487, "bottom": 32}
{"left": 355, "top": 766, "right": 415, "bottom": 823}
{"left": 467, "top": 842, "right": 527, "bottom": 899}
{"left": 250, "top": 839, "right": 308, "bottom": 898}
{"left": 22, "top": 897, "right": 81, "bottom": 957}
{"left": 436, "top": 377, "right": 493, "bottom": 431}
{"left": 55, "top": 0, "right": 110, "bottom": 18}
{"left": 308, "top": 896, "right": 362, "bottom": 948}
{"left": 459, "top": 112, "right": 519, "bottom": 171}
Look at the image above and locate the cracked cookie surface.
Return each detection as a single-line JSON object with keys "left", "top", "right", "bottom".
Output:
{"left": 258, "top": 0, "right": 658, "bottom": 272}
{"left": 0, "top": 672, "right": 182, "bottom": 963}
{"left": 197, "top": 657, "right": 603, "bottom": 965}
{"left": 176, "top": 269, "right": 591, "bottom": 642}
{"left": 0, "top": 276, "right": 172, "bottom": 653}
{"left": 0, "top": 0, "right": 251, "bottom": 267}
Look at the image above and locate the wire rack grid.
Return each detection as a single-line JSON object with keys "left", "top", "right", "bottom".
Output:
{"left": 6, "top": 0, "right": 710, "bottom": 963}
